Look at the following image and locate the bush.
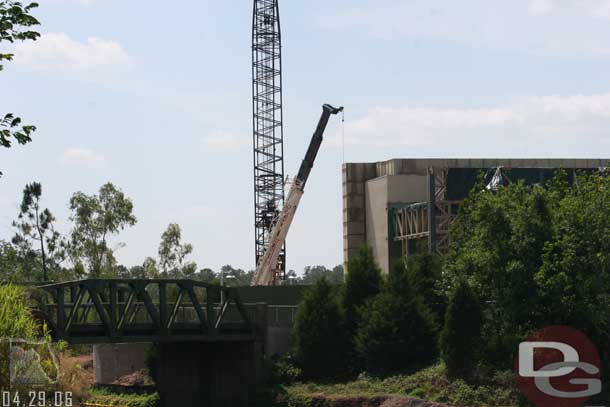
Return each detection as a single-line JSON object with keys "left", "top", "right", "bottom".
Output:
{"left": 293, "top": 278, "right": 348, "bottom": 379}
{"left": 267, "top": 353, "right": 302, "bottom": 384}
{"left": 0, "top": 284, "right": 38, "bottom": 340}
{"left": 87, "top": 388, "right": 159, "bottom": 407}
{"left": 0, "top": 284, "right": 40, "bottom": 390}
{"left": 440, "top": 279, "right": 482, "bottom": 377}
{"left": 354, "top": 261, "right": 437, "bottom": 373}
{"left": 343, "top": 246, "right": 382, "bottom": 335}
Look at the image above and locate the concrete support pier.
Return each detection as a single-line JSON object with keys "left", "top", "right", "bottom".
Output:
{"left": 93, "top": 343, "right": 148, "bottom": 384}
{"left": 157, "top": 341, "right": 262, "bottom": 407}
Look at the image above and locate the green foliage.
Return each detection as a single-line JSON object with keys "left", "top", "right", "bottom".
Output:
{"left": 440, "top": 279, "right": 482, "bottom": 378}
{"left": 292, "top": 265, "right": 344, "bottom": 285}
{"left": 343, "top": 246, "right": 382, "bottom": 334}
{"left": 87, "top": 388, "right": 159, "bottom": 407}
{"left": 279, "top": 363, "right": 521, "bottom": 407}
{"left": 444, "top": 170, "right": 610, "bottom": 366}
{"left": 0, "top": 284, "right": 37, "bottom": 340}
{"left": 12, "top": 182, "right": 66, "bottom": 281}
{"left": 68, "top": 183, "right": 137, "bottom": 277}
{"left": 405, "top": 254, "right": 444, "bottom": 321}
{"left": 0, "top": 2, "right": 40, "bottom": 174}
{"left": 267, "top": 353, "right": 302, "bottom": 384}
{"left": 0, "top": 239, "right": 38, "bottom": 281}
{"left": 355, "top": 260, "right": 437, "bottom": 373}
{"left": 219, "top": 264, "right": 254, "bottom": 286}
{"left": 293, "top": 278, "right": 348, "bottom": 379}
{"left": 158, "top": 223, "right": 196, "bottom": 277}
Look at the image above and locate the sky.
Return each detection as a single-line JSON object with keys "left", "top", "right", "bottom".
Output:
{"left": 2, "top": 0, "right": 610, "bottom": 274}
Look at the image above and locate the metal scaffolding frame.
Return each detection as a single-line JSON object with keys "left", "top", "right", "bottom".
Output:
{"left": 252, "top": 0, "right": 285, "bottom": 278}
{"left": 392, "top": 168, "right": 461, "bottom": 256}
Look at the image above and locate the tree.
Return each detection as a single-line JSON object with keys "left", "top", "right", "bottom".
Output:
{"left": 219, "top": 265, "right": 253, "bottom": 286}
{"left": 158, "top": 223, "right": 196, "bottom": 278}
{"left": 12, "top": 182, "right": 64, "bottom": 280}
{"left": 0, "top": 239, "right": 37, "bottom": 281}
{"left": 68, "top": 183, "right": 137, "bottom": 277}
{"left": 300, "top": 264, "right": 344, "bottom": 285}
{"left": 355, "top": 260, "right": 437, "bottom": 373}
{"left": 195, "top": 268, "right": 217, "bottom": 283}
{"left": 343, "top": 246, "right": 382, "bottom": 334}
{"left": 443, "top": 180, "right": 553, "bottom": 360}
{"left": 444, "top": 171, "right": 610, "bottom": 367}
{"left": 405, "top": 254, "right": 444, "bottom": 321}
{"left": 293, "top": 278, "right": 348, "bottom": 379}
{"left": 0, "top": 1, "right": 40, "bottom": 175}
{"left": 440, "top": 279, "right": 482, "bottom": 377}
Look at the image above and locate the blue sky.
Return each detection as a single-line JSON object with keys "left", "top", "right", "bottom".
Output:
{"left": 2, "top": 0, "right": 610, "bottom": 274}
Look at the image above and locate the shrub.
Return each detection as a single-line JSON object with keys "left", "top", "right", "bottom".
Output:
{"left": 343, "top": 246, "right": 382, "bottom": 335}
{"left": 0, "top": 284, "right": 41, "bottom": 390}
{"left": 354, "top": 261, "right": 437, "bottom": 373}
{"left": 440, "top": 279, "right": 482, "bottom": 377}
{"left": 267, "top": 353, "right": 302, "bottom": 384}
{"left": 293, "top": 278, "right": 348, "bottom": 379}
{"left": 0, "top": 284, "right": 37, "bottom": 340}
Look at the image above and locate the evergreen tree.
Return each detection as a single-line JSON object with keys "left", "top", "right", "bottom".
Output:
{"left": 293, "top": 278, "right": 347, "bottom": 379}
{"left": 343, "top": 246, "right": 382, "bottom": 335}
{"left": 440, "top": 279, "right": 482, "bottom": 377}
{"left": 355, "top": 260, "right": 437, "bottom": 373}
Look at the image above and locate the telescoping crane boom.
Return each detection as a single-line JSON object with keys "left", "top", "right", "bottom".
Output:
{"left": 251, "top": 104, "right": 344, "bottom": 286}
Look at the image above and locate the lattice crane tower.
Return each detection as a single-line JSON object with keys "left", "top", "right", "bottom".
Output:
{"left": 252, "top": 0, "right": 285, "bottom": 278}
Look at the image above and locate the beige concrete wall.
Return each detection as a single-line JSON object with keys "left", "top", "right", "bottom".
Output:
{"left": 365, "top": 177, "right": 389, "bottom": 273}
{"left": 343, "top": 163, "right": 377, "bottom": 270}
{"left": 364, "top": 174, "right": 430, "bottom": 273}
{"left": 387, "top": 174, "right": 429, "bottom": 203}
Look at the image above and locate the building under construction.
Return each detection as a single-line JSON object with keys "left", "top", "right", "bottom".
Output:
{"left": 342, "top": 158, "right": 610, "bottom": 274}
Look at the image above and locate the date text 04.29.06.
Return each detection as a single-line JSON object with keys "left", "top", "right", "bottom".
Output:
{"left": 2, "top": 392, "right": 73, "bottom": 407}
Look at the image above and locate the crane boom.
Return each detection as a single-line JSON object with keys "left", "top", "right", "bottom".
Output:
{"left": 251, "top": 104, "right": 344, "bottom": 286}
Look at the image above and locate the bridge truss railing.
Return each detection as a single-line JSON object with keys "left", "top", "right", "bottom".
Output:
{"left": 33, "top": 279, "right": 260, "bottom": 343}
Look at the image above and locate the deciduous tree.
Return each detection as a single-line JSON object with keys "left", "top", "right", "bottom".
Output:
{"left": 68, "top": 183, "right": 137, "bottom": 277}
{"left": 0, "top": 1, "right": 40, "bottom": 175}
{"left": 158, "top": 223, "right": 196, "bottom": 278}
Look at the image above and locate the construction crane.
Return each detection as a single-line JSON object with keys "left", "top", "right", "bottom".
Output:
{"left": 252, "top": 0, "right": 286, "bottom": 278}
{"left": 252, "top": 104, "right": 344, "bottom": 286}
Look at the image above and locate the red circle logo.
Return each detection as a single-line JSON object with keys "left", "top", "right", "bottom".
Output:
{"left": 515, "top": 326, "right": 602, "bottom": 407}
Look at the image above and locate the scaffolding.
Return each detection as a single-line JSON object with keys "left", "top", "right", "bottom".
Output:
{"left": 392, "top": 168, "right": 461, "bottom": 256}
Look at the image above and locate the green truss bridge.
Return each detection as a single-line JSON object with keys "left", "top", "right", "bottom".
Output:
{"left": 30, "top": 279, "right": 262, "bottom": 344}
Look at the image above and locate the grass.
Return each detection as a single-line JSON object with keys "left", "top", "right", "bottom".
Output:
{"left": 277, "top": 363, "right": 524, "bottom": 407}
{"left": 86, "top": 388, "right": 159, "bottom": 407}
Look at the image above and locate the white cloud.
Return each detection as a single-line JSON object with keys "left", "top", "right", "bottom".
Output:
{"left": 14, "top": 32, "right": 130, "bottom": 72}
{"left": 59, "top": 148, "right": 106, "bottom": 167}
{"left": 334, "top": 93, "right": 610, "bottom": 156}
{"left": 203, "top": 131, "right": 248, "bottom": 152}
{"left": 528, "top": 0, "right": 554, "bottom": 16}
{"left": 320, "top": 0, "right": 610, "bottom": 56}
